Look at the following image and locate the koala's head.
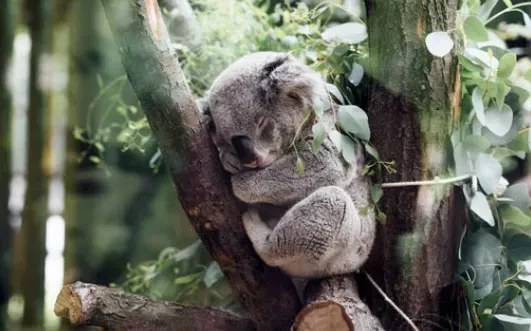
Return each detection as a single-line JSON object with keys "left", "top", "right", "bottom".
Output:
{"left": 203, "top": 52, "right": 328, "bottom": 174}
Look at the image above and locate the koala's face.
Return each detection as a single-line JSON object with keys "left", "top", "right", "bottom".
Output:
{"left": 204, "top": 52, "right": 328, "bottom": 174}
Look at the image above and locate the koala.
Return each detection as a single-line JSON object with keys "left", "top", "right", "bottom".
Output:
{"left": 201, "top": 52, "right": 376, "bottom": 279}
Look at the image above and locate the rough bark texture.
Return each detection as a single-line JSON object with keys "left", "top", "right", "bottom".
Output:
{"left": 20, "top": 0, "right": 52, "bottom": 328}
{"left": 294, "top": 276, "right": 384, "bottom": 331}
{"left": 54, "top": 282, "right": 253, "bottom": 331}
{"left": 0, "top": 0, "right": 15, "bottom": 330}
{"left": 364, "top": 1, "right": 464, "bottom": 330}
{"left": 99, "top": 1, "right": 301, "bottom": 330}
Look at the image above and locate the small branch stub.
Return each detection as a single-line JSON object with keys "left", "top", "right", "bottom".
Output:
{"left": 54, "top": 282, "right": 253, "bottom": 331}
{"left": 293, "top": 276, "right": 384, "bottom": 331}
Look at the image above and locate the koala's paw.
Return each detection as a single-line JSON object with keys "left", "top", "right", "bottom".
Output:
{"left": 242, "top": 208, "right": 263, "bottom": 235}
{"left": 220, "top": 149, "right": 242, "bottom": 174}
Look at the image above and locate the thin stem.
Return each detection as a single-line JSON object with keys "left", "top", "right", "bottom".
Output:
{"left": 364, "top": 272, "right": 420, "bottom": 331}
{"left": 486, "top": 2, "right": 531, "bottom": 24}
{"left": 381, "top": 174, "right": 472, "bottom": 188}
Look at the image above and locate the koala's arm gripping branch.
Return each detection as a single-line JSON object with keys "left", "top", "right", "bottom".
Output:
{"left": 232, "top": 139, "right": 348, "bottom": 205}
{"left": 96, "top": 1, "right": 301, "bottom": 330}
{"left": 53, "top": 282, "right": 253, "bottom": 331}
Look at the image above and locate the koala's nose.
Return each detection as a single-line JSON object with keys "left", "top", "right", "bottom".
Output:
{"left": 231, "top": 135, "right": 255, "bottom": 165}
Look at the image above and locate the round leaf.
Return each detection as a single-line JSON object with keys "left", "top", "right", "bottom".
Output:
{"left": 465, "top": 48, "right": 499, "bottom": 70}
{"left": 463, "top": 135, "right": 490, "bottom": 152}
{"left": 425, "top": 31, "right": 454, "bottom": 57}
{"left": 497, "top": 53, "right": 516, "bottom": 79}
{"left": 507, "top": 234, "right": 531, "bottom": 262}
{"left": 499, "top": 204, "right": 531, "bottom": 228}
{"left": 475, "top": 153, "right": 502, "bottom": 195}
{"left": 322, "top": 23, "right": 367, "bottom": 44}
{"left": 485, "top": 104, "right": 513, "bottom": 137}
{"left": 464, "top": 16, "right": 489, "bottom": 41}
{"left": 337, "top": 105, "right": 370, "bottom": 141}
{"left": 340, "top": 135, "right": 357, "bottom": 163}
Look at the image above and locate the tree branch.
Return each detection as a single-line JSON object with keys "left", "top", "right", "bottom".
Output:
{"left": 97, "top": 1, "right": 301, "bottom": 330}
{"left": 54, "top": 282, "right": 253, "bottom": 331}
{"left": 293, "top": 276, "right": 384, "bottom": 331}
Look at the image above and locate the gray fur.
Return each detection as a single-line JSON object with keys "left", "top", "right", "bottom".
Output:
{"left": 202, "top": 52, "right": 376, "bottom": 279}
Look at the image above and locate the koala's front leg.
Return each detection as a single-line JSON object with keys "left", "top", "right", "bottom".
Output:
{"left": 232, "top": 139, "right": 355, "bottom": 206}
{"left": 243, "top": 186, "right": 375, "bottom": 279}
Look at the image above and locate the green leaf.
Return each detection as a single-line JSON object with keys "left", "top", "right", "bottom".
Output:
{"left": 472, "top": 87, "right": 486, "bottom": 125}
{"left": 329, "top": 129, "right": 342, "bottom": 150}
{"left": 507, "top": 234, "right": 531, "bottom": 262}
{"left": 174, "top": 273, "right": 201, "bottom": 285}
{"left": 500, "top": 204, "right": 531, "bottom": 227}
{"left": 312, "top": 122, "right": 326, "bottom": 151}
{"left": 470, "top": 192, "right": 495, "bottom": 225}
{"left": 203, "top": 262, "right": 224, "bottom": 288}
{"left": 364, "top": 143, "right": 380, "bottom": 160}
{"left": 463, "top": 135, "right": 490, "bottom": 152}
{"left": 172, "top": 241, "right": 201, "bottom": 263}
{"left": 321, "top": 22, "right": 367, "bottom": 44}
{"left": 337, "top": 105, "right": 370, "bottom": 141}
{"left": 461, "top": 229, "right": 502, "bottom": 288}
{"left": 475, "top": 153, "right": 502, "bottom": 195}
{"left": 348, "top": 63, "right": 364, "bottom": 86}
{"left": 503, "top": 184, "right": 531, "bottom": 212}
{"left": 296, "top": 156, "right": 305, "bottom": 176}
{"left": 498, "top": 53, "right": 517, "bottom": 79}
{"left": 88, "top": 156, "right": 101, "bottom": 164}
{"left": 464, "top": 16, "right": 489, "bottom": 41}
{"left": 376, "top": 210, "right": 387, "bottom": 224}
{"left": 496, "top": 83, "right": 510, "bottom": 110}
{"left": 478, "top": 290, "right": 501, "bottom": 315}
{"left": 477, "top": 0, "right": 498, "bottom": 22}
{"left": 459, "top": 54, "right": 483, "bottom": 72}
{"left": 502, "top": 0, "right": 513, "bottom": 6}
{"left": 425, "top": 31, "right": 454, "bottom": 57}
{"left": 326, "top": 83, "right": 344, "bottom": 104}
{"left": 494, "top": 314, "right": 531, "bottom": 325}
{"left": 341, "top": 135, "right": 357, "bottom": 163}
{"left": 485, "top": 104, "right": 513, "bottom": 137}
{"left": 371, "top": 185, "right": 383, "bottom": 203}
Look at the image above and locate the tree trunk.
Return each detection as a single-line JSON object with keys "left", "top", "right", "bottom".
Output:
{"left": 364, "top": 1, "right": 464, "bottom": 330}
{"left": 99, "top": 1, "right": 301, "bottom": 330}
{"left": 19, "top": 0, "right": 52, "bottom": 327}
{"left": 0, "top": 0, "right": 15, "bottom": 330}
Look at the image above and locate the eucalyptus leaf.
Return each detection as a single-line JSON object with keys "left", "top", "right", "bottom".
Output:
{"left": 326, "top": 83, "right": 345, "bottom": 104}
{"left": 470, "top": 192, "right": 495, "bottom": 225}
{"left": 203, "top": 262, "right": 224, "bottom": 288}
{"left": 475, "top": 153, "right": 502, "bottom": 195}
{"left": 322, "top": 22, "right": 367, "bottom": 44}
{"left": 459, "top": 54, "right": 483, "bottom": 72}
{"left": 523, "top": 11, "right": 531, "bottom": 28}
{"left": 464, "top": 135, "right": 490, "bottom": 152}
{"left": 494, "top": 314, "right": 531, "bottom": 325}
{"left": 485, "top": 104, "right": 513, "bottom": 137}
{"left": 498, "top": 53, "right": 517, "bottom": 79}
{"left": 296, "top": 156, "right": 304, "bottom": 176}
{"left": 477, "top": 0, "right": 498, "bottom": 22}
{"left": 465, "top": 48, "right": 499, "bottom": 70}
{"left": 337, "top": 105, "right": 370, "bottom": 140}
{"left": 472, "top": 87, "right": 486, "bottom": 125}
{"left": 329, "top": 129, "right": 342, "bottom": 150}
{"left": 348, "top": 62, "right": 364, "bottom": 86}
{"left": 500, "top": 204, "right": 531, "bottom": 227}
{"left": 503, "top": 184, "right": 531, "bottom": 212}
{"left": 371, "top": 185, "right": 383, "bottom": 203}
{"left": 461, "top": 229, "right": 503, "bottom": 288}
{"left": 464, "top": 16, "right": 489, "bottom": 41}
{"left": 341, "top": 134, "right": 357, "bottom": 163}
{"left": 312, "top": 122, "right": 326, "bottom": 151}
{"left": 507, "top": 234, "right": 531, "bottom": 262}
{"left": 454, "top": 143, "right": 474, "bottom": 176}
{"left": 425, "top": 31, "right": 454, "bottom": 57}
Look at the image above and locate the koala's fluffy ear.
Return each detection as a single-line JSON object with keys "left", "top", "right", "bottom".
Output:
{"left": 259, "top": 54, "right": 328, "bottom": 110}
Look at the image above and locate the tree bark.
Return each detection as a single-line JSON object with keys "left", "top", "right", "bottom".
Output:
{"left": 54, "top": 282, "right": 253, "bottom": 331}
{"left": 99, "top": 1, "right": 301, "bottom": 330}
{"left": 365, "top": 1, "right": 464, "bottom": 330}
{"left": 0, "top": 0, "right": 15, "bottom": 330}
{"left": 19, "top": 0, "right": 53, "bottom": 327}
